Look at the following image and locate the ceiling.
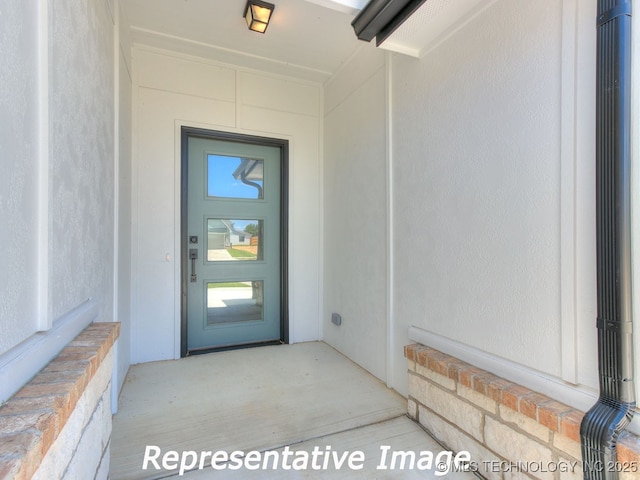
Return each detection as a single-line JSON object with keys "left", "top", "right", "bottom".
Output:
{"left": 121, "top": 0, "right": 373, "bottom": 83}
{"left": 376, "top": 0, "right": 493, "bottom": 57}
{"left": 121, "top": 0, "right": 496, "bottom": 83}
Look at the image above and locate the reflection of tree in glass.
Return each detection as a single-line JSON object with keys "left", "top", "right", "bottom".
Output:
{"left": 244, "top": 223, "right": 260, "bottom": 235}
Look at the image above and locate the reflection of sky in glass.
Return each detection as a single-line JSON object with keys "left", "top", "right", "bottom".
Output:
{"left": 207, "top": 155, "right": 263, "bottom": 199}
{"left": 232, "top": 220, "right": 254, "bottom": 231}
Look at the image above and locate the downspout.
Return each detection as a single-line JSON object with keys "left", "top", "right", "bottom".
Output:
{"left": 580, "top": 1, "right": 635, "bottom": 479}
{"left": 239, "top": 172, "right": 263, "bottom": 198}
{"left": 235, "top": 159, "right": 264, "bottom": 198}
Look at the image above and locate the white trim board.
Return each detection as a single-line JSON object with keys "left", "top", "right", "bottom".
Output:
{"left": 559, "top": 0, "right": 578, "bottom": 384}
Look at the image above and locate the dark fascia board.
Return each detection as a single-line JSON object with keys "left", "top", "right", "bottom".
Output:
{"left": 351, "top": 0, "right": 427, "bottom": 45}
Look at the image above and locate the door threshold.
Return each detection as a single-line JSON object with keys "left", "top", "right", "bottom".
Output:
{"left": 186, "top": 339, "right": 284, "bottom": 356}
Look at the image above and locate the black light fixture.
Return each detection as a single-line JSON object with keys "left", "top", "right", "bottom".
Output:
{"left": 244, "top": 0, "right": 275, "bottom": 34}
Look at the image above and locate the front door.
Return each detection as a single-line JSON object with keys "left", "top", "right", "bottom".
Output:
{"left": 182, "top": 129, "right": 287, "bottom": 354}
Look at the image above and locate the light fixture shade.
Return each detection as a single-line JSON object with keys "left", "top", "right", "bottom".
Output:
{"left": 244, "top": 1, "right": 275, "bottom": 33}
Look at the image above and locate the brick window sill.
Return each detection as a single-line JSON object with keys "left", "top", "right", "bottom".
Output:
{"left": 0, "top": 323, "right": 120, "bottom": 479}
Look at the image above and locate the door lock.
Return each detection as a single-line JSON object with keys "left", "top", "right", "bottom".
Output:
{"left": 189, "top": 249, "right": 198, "bottom": 282}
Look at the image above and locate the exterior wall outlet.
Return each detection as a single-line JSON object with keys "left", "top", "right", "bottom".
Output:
{"left": 331, "top": 313, "right": 342, "bottom": 326}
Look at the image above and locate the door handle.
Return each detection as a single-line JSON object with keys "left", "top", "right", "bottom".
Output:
{"left": 189, "top": 249, "right": 198, "bottom": 282}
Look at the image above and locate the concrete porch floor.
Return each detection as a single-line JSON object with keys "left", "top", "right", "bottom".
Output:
{"left": 110, "top": 342, "right": 473, "bottom": 479}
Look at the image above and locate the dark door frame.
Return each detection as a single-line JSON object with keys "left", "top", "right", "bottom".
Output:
{"left": 180, "top": 126, "right": 289, "bottom": 357}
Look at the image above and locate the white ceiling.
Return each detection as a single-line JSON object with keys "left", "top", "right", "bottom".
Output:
{"left": 121, "top": 0, "right": 493, "bottom": 83}
{"left": 378, "top": 0, "right": 496, "bottom": 57}
{"left": 121, "top": 0, "right": 373, "bottom": 83}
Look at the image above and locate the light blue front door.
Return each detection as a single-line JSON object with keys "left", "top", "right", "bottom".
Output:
{"left": 184, "top": 132, "right": 284, "bottom": 353}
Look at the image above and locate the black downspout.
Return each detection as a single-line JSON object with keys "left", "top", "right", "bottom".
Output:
{"left": 580, "top": 1, "right": 635, "bottom": 479}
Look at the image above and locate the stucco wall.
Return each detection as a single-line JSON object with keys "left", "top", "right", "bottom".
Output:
{"left": 323, "top": 45, "right": 388, "bottom": 380}
{"left": 49, "top": 0, "right": 115, "bottom": 324}
{"left": 321, "top": 0, "right": 610, "bottom": 412}
{"left": 390, "top": 0, "right": 600, "bottom": 397}
{"left": 0, "top": 0, "right": 128, "bottom": 410}
{"left": 131, "top": 48, "right": 322, "bottom": 362}
{"left": 0, "top": 0, "right": 118, "bottom": 360}
{"left": 0, "top": 1, "right": 40, "bottom": 355}
{"left": 393, "top": 0, "right": 608, "bottom": 408}
{"left": 393, "top": 0, "right": 563, "bottom": 377}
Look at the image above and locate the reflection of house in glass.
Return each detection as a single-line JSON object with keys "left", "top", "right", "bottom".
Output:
{"left": 207, "top": 219, "right": 262, "bottom": 261}
{"left": 207, "top": 219, "right": 251, "bottom": 249}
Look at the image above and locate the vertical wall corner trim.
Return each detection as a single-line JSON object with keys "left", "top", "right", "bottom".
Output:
{"left": 37, "top": 0, "right": 50, "bottom": 331}
{"left": 560, "top": 0, "right": 579, "bottom": 384}
{"left": 384, "top": 51, "right": 394, "bottom": 389}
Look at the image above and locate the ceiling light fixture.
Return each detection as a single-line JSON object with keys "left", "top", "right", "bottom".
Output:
{"left": 244, "top": 0, "right": 275, "bottom": 34}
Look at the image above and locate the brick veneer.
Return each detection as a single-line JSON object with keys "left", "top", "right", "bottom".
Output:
{"left": 0, "top": 322, "right": 120, "bottom": 479}
{"left": 405, "top": 343, "right": 640, "bottom": 480}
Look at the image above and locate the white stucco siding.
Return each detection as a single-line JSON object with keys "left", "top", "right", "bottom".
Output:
{"left": 0, "top": 1, "right": 40, "bottom": 355}
{"left": 0, "top": 0, "right": 124, "bottom": 403}
{"left": 392, "top": 0, "right": 565, "bottom": 377}
{"left": 323, "top": 45, "right": 388, "bottom": 381}
{"left": 1, "top": 0, "right": 117, "bottom": 357}
{"left": 49, "top": 0, "right": 115, "bottom": 323}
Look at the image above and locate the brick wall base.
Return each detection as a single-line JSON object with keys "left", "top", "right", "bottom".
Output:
{"left": 0, "top": 323, "right": 120, "bottom": 480}
{"left": 404, "top": 344, "right": 640, "bottom": 480}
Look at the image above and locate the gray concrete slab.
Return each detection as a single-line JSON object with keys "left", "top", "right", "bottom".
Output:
{"left": 110, "top": 342, "right": 474, "bottom": 479}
